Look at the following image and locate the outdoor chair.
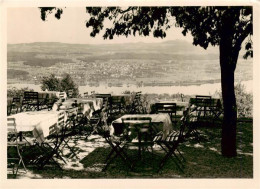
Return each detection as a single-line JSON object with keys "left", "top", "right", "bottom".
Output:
{"left": 7, "top": 118, "right": 27, "bottom": 178}
{"left": 129, "top": 92, "right": 145, "bottom": 114}
{"left": 155, "top": 102, "right": 178, "bottom": 125}
{"left": 59, "top": 92, "right": 67, "bottom": 100}
{"left": 109, "top": 96, "right": 124, "bottom": 116}
{"left": 153, "top": 110, "right": 188, "bottom": 173}
{"left": 83, "top": 92, "right": 89, "bottom": 98}
{"left": 58, "top": 108, "right": 80, "bottom": 159}
{"left": 11, "top": 97, "right": 21, "bottom": 114}
{"left": 194, "top": 95, "right": 212, "bottom": 118}
{"left": 100, "top": 127, "right": 132, "bottom": 172}
{"left": 22, "top": 91, "right": 40, "bottom": 111}
{"left": 94, "top": 94, "right": 111, "bottom": 112}
{"left": 121, "top": 117, "right": 154, "bottom": 159}
{"left": 67, "top": 89, "right": 73, "bottom": 98}
{"left": 38, "top": 111, "right": 67, "bottom": 169}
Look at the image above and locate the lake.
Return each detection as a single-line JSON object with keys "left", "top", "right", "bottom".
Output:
{"left": 7, "top": 80, "right": 253, "bottom": 96}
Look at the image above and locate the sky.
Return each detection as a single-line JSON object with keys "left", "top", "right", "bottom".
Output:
{"left": 7, "top": 7, "right": 194, "bottom": 44}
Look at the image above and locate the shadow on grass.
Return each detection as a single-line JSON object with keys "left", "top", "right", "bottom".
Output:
{"left": 8, "top": 120, "right": 253, "bottom": 178}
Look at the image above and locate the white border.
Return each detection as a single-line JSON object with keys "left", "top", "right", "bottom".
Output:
{"left": 1, "top": 0, "right": 259, "bottom": 189}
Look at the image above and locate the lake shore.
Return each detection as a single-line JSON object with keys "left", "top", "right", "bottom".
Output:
{"left": 7, "top": 80, "right": 253, "bottom": 96}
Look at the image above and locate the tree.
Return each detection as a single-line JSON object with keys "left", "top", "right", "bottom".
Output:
{"left": 41, "top": 74, "right": 61, "bottom": 91}
{"left": 60, "top": 73, "right": 79, "bottom": 97}
{"left": 40, "top": 73, "right": 79, "bottom": 97}
{"left": 40, "top": 6, "right": 253, "bottom": 157}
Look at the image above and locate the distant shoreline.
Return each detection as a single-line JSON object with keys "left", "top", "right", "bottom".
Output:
{"left": 7, "top": 80, "right": 253, "bottom": 96}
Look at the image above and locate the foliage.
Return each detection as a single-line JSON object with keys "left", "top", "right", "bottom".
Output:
{"left": 40, "top": 73, "right": 79, "bottom": 97}
{"left": 40, "top": 7, "right": 252, "bottom": 58}
{"left": 41, "top": 74, "right": 61, "bottom": 91}
{"left": 214, "top": 82, "right": 253, "bottom": 118}
{"left": 7, "top": 87, "right": 34, "bottom": 98}
{"left": 235, "top": 83, "right": 253, "bottom": 118}
{"left": 60, "top": 74, "right": 79, "bottom": 97}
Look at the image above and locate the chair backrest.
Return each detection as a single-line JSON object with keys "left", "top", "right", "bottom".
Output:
{"left": 111, "top": 96, "right": 122, "bottom": 102}
{"left": 23, "top": 92, "right": 38, "bottom": 104}
{"left": 195, "top": 95, "right": 212, "bottom": 107}
{"left": 57, "top": 111, "right": 65, "bottom": 128}
{"left": 133, "top": 92, "right": 142, "bottom": 100}
{"left": 155, "top": 103, "right": 177, "bottom": 114}
{"left": 68, "top": 89, "right": 73, "bottom": 98}
{"left": 94, "top": 94, "right": 111, "bottom": 99}
{"left": 7, "top": 117, "right": 17, "bottom": 134}
{"left": 12, "top": 97, "right": 21, "bottom": 104}
{"left": 59, "top": 92, "right": 66, "bottom": 99}
{"left": 122, "top": 117, "right": 153, "bottom": 140}
{"left": 94, "top": 94, "right": 112, "bottom": 109}
{"left": 48, "top": 111, "right": 65, "bottom": 136}
{"left": 23, "top": 91, "right": 38, "bottom": 101}
{"left": 83, "top": 92, "right": 88, "bottom": 98}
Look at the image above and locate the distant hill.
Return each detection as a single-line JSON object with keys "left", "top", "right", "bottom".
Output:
{"left": 8, "top": 40, "right": 218, "bottom": 54}
{"left": 7, "top": 40, "right": 252, "bottom": 87}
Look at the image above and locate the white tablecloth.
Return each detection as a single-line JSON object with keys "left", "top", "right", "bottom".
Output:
{"left": 52, "top": 98, "right": 103, "bottom": 119}
{"left": 111, "top": 114, "right": 173, "bottom": 139}
{"left": 8, "top": 110, "right": 66, "bottom": 144}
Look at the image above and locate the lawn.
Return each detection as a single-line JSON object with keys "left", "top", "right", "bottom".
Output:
{"left": 8, "top": 119, "right": 253, "bottom": 179}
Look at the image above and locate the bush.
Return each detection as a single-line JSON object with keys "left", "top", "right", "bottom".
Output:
{"left": 40, "top": 73, "right": 79, "bottom": 97}
{"left": 7, "top": 87, "right": 34, "bottom": 98}
{"left": 235, "top": 83, "right": 253, "bottom": 118}
{"left": 214, "top": 82, "right": 253, "bottom": 118}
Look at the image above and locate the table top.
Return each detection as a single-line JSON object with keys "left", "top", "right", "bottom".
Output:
{"left": 111, "top": 114, "right": 173, "bottom": 140}
{"left": 52, "top": 98, "right": 103, "bottom": 119}
{"left": 8, "top": 110, "right": 66, "bottom": 143}
{"left": 151, "top": 100, "right": 189, "bottom": 112}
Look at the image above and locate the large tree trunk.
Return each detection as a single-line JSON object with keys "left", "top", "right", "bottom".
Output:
{"left": 219, "top": 13, "right": 239, "bottom": 157}
{"left": 220, "top": 56, "right": 237, "bottom": 157}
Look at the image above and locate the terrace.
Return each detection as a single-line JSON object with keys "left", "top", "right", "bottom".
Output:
{"left": 7, "top": 91, "right": 253, "bottom": 179}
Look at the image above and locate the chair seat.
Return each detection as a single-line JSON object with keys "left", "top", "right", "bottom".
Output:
{"left": 153, "top": 130, "right": 180, "bottom": 142}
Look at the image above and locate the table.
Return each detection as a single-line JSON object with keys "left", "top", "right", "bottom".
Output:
{"left": 151, "top": 100, "right": 189, "bottom": 111}
{"left": 53, "top": 98, "right": 103, "bottom": 119}
{"left": 111, "top": 94, "right": 133, "bottom": 105}
{"left": 8, "top": 110, "right": 67, "bottom": 144}
{"left": 111, "top": 114, "right": 173, "bottom": 140}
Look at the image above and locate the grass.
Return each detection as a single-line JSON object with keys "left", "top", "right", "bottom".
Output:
{"left": 7, "top": 120, "right": 253, "bottom": 179}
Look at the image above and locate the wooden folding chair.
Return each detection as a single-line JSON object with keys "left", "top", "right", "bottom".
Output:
{"left": 195, "top": 95, "right": 212, "bottom": 118}
{"left": 67, "top": 89, "right": 73, "bottom": 98}
{"left": 38, "top": 111, "right": 67, "bottom": 169}
{"left": 22, "top": 91, "right": 40, "bottom": 111}
{"left": 10, "top": 97, "right": 21, "bottom": 115}
{"left": 94, "top": 94, "right": 111, "bottom": 112}
{"left": 129, "top": 92, "right": 145, "bottom": 114}
{"left": 121, "top": 117, "right": 154, "bottom": 159}
{"left": 100, "top": 127, "right": 132, "bottom": 171}
{"left": 7, "top": 118, "right": 27, "bottom": 177}
{"left": 153, "top": 110, "right": 189, "bottom": 173}
{"left": 109, "top": 96, "right": 123, "bottom": 115}
{"left": 155, "top": 102, "right": 178, "bottom": 126}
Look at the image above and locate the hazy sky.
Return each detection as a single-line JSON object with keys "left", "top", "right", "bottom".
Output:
{"left": 7, "top": 7, "right": 194, "bottom": 44}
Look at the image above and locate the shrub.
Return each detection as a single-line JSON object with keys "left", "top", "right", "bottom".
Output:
{"left": 40, "top": 73, "right": 79, "bottom": 97}
{"left": 214, "top": 82, "right": 253, "bottom": 118}
{"left": 7, "top": 87, "right": 34, "bottom": 98}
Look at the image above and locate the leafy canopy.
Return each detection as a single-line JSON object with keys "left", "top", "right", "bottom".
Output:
{"left": 39, "top": 6, "right": 253, "bottom": 59}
